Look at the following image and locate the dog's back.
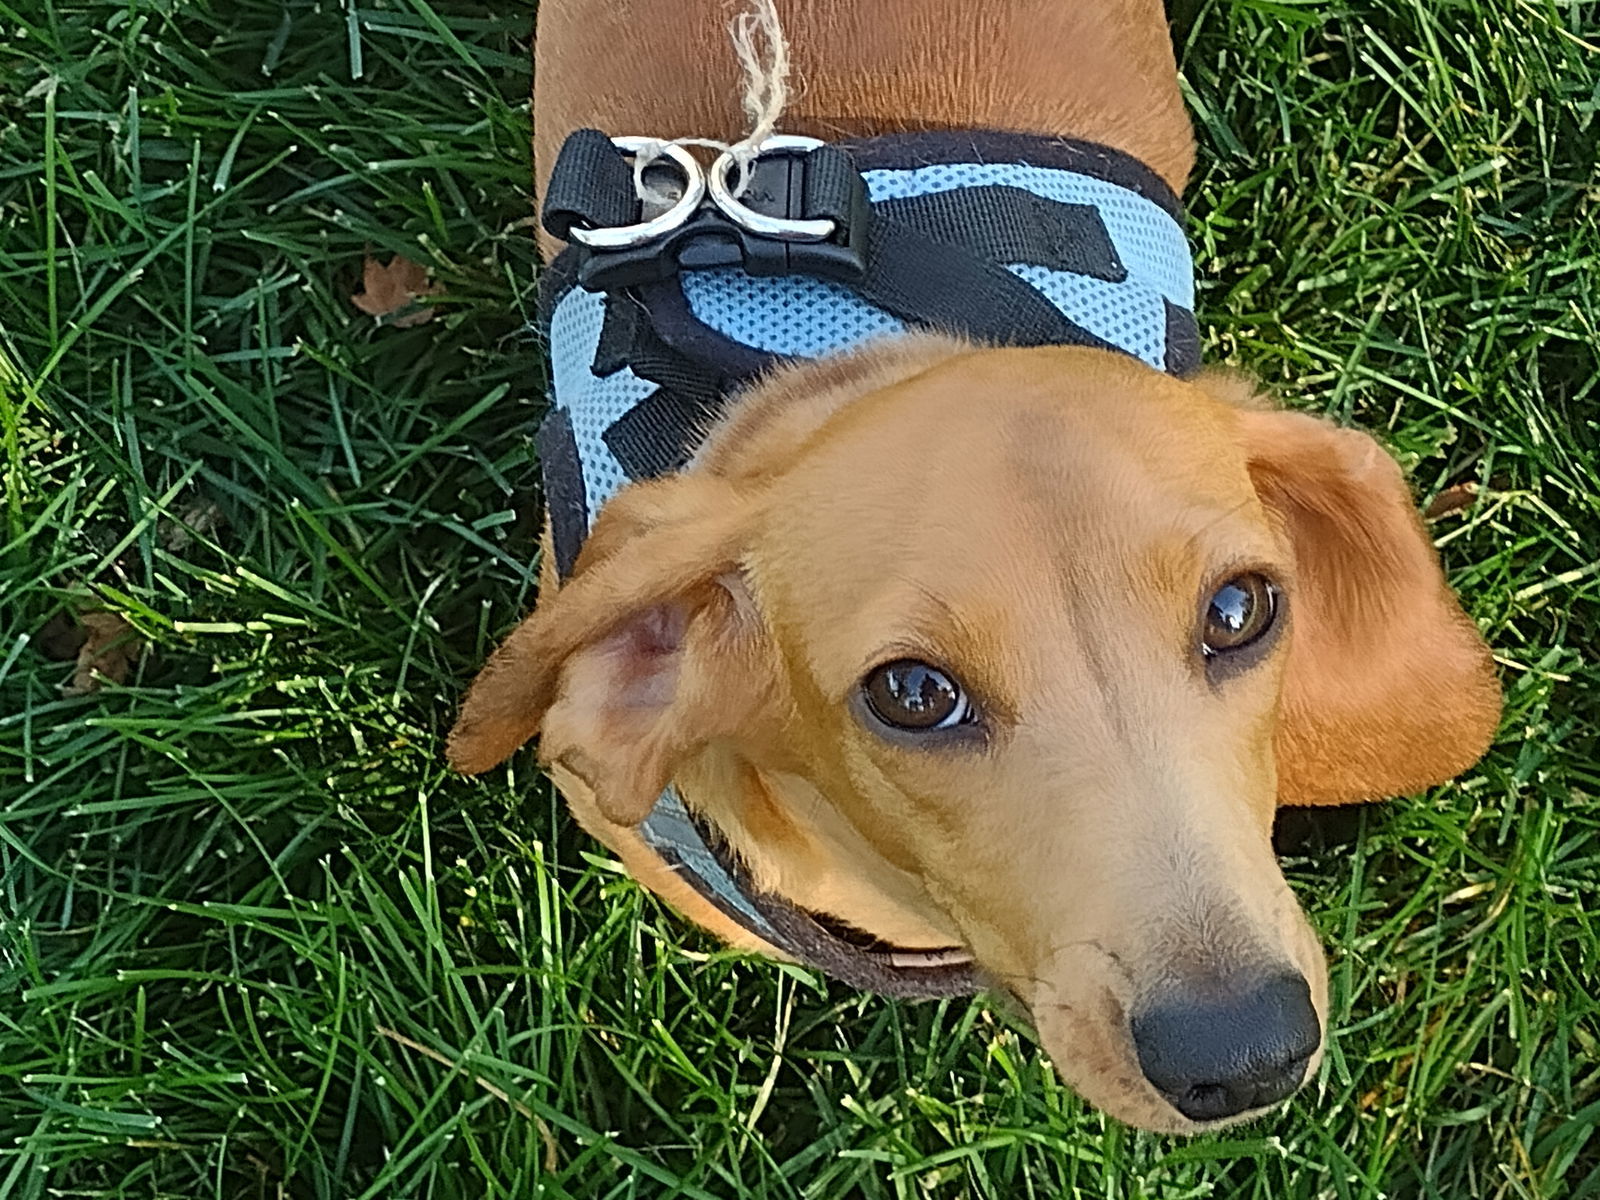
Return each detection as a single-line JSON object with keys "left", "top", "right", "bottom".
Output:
{"left": 532, "top": 0, "right": 1194, "bottom": 257}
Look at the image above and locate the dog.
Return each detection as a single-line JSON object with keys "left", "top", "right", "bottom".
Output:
{"left": 447, "top": 0, "right": 1501, "bottom": 1133}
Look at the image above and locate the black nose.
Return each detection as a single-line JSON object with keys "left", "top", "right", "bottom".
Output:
{"left": 1131, "top": 971, "right": 1320, "bottom": 1122}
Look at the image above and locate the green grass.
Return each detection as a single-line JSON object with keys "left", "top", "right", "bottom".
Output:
{"left": 1, "top": 0, "right": 1597, "bottom": 1195}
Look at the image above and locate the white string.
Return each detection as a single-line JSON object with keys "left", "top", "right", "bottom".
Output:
{"left": 631, "top": 0, "right": 792, "bottom": 206}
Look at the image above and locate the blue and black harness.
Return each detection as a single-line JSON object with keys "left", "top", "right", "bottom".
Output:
{"left": 535, "top": 128, "right": 1199, "bottom": 996}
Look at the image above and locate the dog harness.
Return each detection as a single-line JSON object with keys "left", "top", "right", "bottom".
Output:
{"left": 535, "top": 129, "right": 1198, "bottom": 997}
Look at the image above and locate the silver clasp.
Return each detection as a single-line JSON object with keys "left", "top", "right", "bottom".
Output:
{"left": 567, "top": 137, "right": 707, "bottom": 250}
{"left": 708, "top": 135, "right": 837, "bottom": 242}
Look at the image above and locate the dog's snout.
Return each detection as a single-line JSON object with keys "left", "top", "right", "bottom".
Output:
{"left": 1131, "top": 971, "right": 1320, "bottom": 1122}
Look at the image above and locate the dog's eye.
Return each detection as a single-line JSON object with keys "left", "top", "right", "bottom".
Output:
{"left": 1202, "top": 573, "right": 1278, "bottom": 656}
{"left": 861, "top": 660, "right": 973, "bottom": 731}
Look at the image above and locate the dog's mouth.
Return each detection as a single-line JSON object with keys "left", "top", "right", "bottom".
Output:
{"left": 637, "top": 787, "right": 980, "bottom": 996}
{"left": 809, "top": 911, "right": 975, "bottom": 970}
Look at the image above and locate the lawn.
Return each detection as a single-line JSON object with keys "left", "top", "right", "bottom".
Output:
{"left": 1, "top": 0, "right": 1597, "bottom": 1196}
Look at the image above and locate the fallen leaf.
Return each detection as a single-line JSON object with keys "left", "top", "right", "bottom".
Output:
{"left": 62, "top": 612, "right": 142, "bottom": 695}
{"left": 351, "top": 254, "right": 444, "bottom": 327}
{"left": 1424, "top": 481, "right": 1479, "bottom": 521}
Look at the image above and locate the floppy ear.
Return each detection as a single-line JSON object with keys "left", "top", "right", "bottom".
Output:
{"left": 446, "top": 475, "right": 773, "bottom": 826}
{"left": 1236, "top": 406, "right": 1501, "bottom": 806}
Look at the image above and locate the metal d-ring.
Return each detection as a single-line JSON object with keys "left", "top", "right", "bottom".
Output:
{"left": 567, "top": 137, "right": 707, "bottom": 250}
{"left": 708, "top": 135, "right": 837, "bottom": 243}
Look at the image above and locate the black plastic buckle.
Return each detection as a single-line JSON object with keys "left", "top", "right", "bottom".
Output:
{"left": 551, "top": 141, "right": 871, "bottom": 293}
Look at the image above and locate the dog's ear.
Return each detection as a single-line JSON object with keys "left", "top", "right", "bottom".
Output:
{"left": 446, "top": 475, "right": 773, "bottom": 826}
{"left": 1232, "top": 402, "right": 1500, "bottom": 806}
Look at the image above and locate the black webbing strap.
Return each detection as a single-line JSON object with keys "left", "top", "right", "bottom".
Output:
{"left": 844, "top": 129, "right": 1184, "bottom": 221}
{"left": 1163, "top": 299, "right": 1201, "bottom": 378}
{"left": 855, "top": 217, "right": 1122, "bottom": 351}
{"left": 541, "top": 129, "right": 641, "bottom": 240}
{"left": 800, "top": 144, "right": 863, "bottom": 224}
{"left": 592, "top": 291, "right": 732, "bottom": 479}
{"left": 534, "top": 408, "right": 589, "bottom": 579}
{"left": 603, "top": 388, "right": 724, "bottom": 480}
{"left": 875, "top": 186, "right": 1128, "bottom": 283}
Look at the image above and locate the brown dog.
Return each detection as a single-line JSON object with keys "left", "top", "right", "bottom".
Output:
{"left": 448, "top": 0, "right": 1501, "bottom": 1132}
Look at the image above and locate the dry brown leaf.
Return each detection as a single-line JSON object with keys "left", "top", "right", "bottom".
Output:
{"left": 62, "top": 612, "right": 142, "bottom": 695}
{"left": 351, "top": 254, "right": 444, "bottom": 327}
{"left": 1424, "top": 481, "right": 1479, "bottom": 521}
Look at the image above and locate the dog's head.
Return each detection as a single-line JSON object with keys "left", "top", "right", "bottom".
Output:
{"left": 448, "top": 338, "right": 1499, "bottom": 1133}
